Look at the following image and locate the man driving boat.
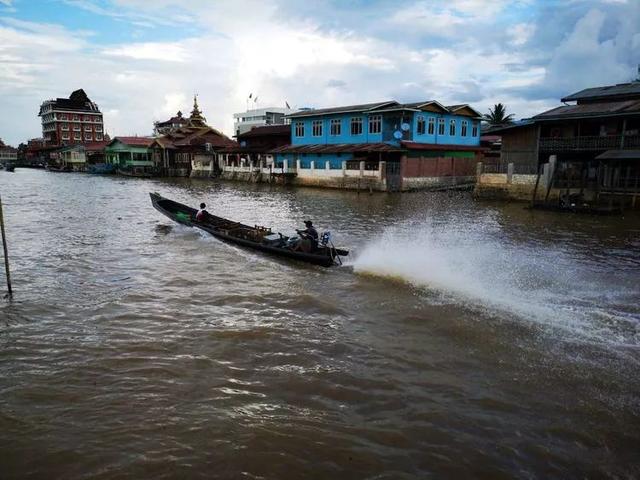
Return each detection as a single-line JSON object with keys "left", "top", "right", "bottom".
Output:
{"left": 296, "top": 220, "right": 318, "bottom": 252}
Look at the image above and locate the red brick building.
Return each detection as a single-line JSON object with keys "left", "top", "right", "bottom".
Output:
{"left": 39, "top": 89, "right": 105, "bottom": 146}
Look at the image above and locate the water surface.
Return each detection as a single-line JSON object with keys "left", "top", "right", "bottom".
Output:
{"left": 1, "top": 169, "right": 639, "bottom": 479}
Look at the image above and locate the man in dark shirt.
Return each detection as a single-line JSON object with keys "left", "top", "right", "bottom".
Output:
{"left": 296, "top": 220, "right": 318, "bottom": 251}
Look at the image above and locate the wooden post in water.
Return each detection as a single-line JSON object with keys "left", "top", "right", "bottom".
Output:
{"left": 0, "top": 196, "right": 12, "bottom": 298}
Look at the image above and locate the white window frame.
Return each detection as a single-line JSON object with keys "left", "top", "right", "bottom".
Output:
{"left": 417, "top": 116, "right": 426, "bottom": 135}
{"left": 62, "top": 134, "right": 70, "bottom": 140}
{"left": 74, "top": 133, "right": 81, "bottom": 140}
{"left": 96, "top": 134, "right": 103, "bottom": 141}
{"left": 472, "top": 122, "right": 478, "bottom": 137}
{"left": 312, "top": 120, "right": 323, "bottom": 137}
{"left": 61, "top": 124, "right": 69, "bottom": 131}
{"left": 351, "top": 117, "right": 363, "bottom": 136}
{"left": 330, "top": 119, "right": 341, "bottom": 136}
{"left": 428, "top": 117, "right": 435, "bottom": 135}
{"left": 73, "top": 114, "right": 79, "bottom": 121}
{"left": 95, "top": 126, "right": 102, "bottom": 132}
{"left": 438, "top": 118, "right": 445, "bottom": 135}
{"left": 73, "top": 124, "right": 81, "bottom": 131}
{"left": 85, "top": 133, "right": 92, "bottom": 141}
{"left": 449, "top": 119, "right": 456, "bottom": 136}
{"left": 294, "top": 121, "right": 304, "bottom": 137}
{"left": 368, "top": 115, "right": 381, "bottom": 134}
{"left": 84, "top": 125, "right": 92, "bottom": 132}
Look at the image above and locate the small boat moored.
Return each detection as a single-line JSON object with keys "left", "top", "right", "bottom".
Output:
{"left": 150, "top": 192, "right": 348, "bottom": 267}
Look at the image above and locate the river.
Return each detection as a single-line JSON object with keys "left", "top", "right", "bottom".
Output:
{"left": 1, "top": 168, "right": 639, "bottom": 479}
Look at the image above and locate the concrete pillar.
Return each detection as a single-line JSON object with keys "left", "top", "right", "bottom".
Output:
{"left": 476, "top": 161, "right": 483, "bottom": 177}
{"left": 507, "top": 162, "right": 514, "bottom": 184}
{"left": 310, "top": 160, "right": 315, "bottom": 172}
{"left": 359, "top": 160, "right": 365, "bottom": 177}
{"left": 296, "top": 159, "right": 301, "bottom": 171}
{"left": 542, "top": 163, "right": 550, "bottom": 189}
{"left": 325, "top": 160, "right": 330, "bottom": 170}
{"left": 342, "top": 160, "right": 347, "bottom": 175}
{"left": 249, "top": 161, "right": 254, "bottom": 171}
{"left": 282, "top": 157, "right": 288, "bottom": 173}
{"left": 380, "top": 161, "right": 386, "bottom": 180}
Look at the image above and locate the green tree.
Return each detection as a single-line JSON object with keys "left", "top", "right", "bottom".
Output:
{"left": 483, "top": 103, "right": 514, "bottom": 126}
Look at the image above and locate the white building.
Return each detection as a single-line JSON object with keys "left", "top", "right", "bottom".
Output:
{"left": 233, "top": 107, "right": 295, "bottom": 136}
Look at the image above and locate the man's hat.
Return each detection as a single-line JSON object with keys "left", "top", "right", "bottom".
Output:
{"left": 304, "top": 220, "right": 313, "bottom": 226}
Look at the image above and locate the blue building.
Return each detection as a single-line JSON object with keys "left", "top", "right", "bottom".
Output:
{"left": 272, "top": 100, "right": 485, "bottom": 191}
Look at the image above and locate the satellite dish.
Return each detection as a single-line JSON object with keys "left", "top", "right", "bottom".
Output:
{"left": 393, "top": 130, "right": 403, "bottom": 139}
{"left": 401, "top": 123, "right": 410, "bottom": 131}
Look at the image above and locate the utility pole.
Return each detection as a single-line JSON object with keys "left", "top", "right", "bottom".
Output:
{"left": 0, "top": 195, "right": 12, "bottom": 298}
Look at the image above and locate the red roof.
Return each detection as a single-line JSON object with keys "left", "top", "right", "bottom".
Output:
{"left": 401, "top": 141, "right": 487, "bottom": 152}
{"left": 83, "top": 141, "right": 109, "bottom": 151}
{"left": 112, "top": 136, "right": 155, "bottom": 147}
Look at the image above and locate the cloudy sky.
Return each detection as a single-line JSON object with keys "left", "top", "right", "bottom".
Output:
{"left": 0, "top": 0, "right": 638, "bottom": 145}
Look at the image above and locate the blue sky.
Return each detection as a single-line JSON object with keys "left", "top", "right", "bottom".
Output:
{"left": 0, "top": 0, "right": 638, "bottom": 145}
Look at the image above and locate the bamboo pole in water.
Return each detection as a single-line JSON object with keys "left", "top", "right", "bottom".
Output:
{"left": 0, "top": 196, "right": 12, "bottom": 298}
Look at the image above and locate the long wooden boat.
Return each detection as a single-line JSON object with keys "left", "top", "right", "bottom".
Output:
{"left": 150, "top": 192, "right": 348, "bottom": 267}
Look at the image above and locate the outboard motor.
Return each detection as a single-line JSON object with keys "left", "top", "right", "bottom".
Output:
{"left": 320, "top": 231, "right": 331, "bottom": 247}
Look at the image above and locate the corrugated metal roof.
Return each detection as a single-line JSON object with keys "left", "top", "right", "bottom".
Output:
{"left": 238, "top": 125, "right": 290, "bottom": 138}
{"left": 112, "top": 136, "right": 155, "bottom": 147}
{"left": 287, "top": 101, "right": 398, "bottom": 118}
{"left": 401, "top": 141, "right": 486, "bottom": 152}
{"left": 595, "top": 149, "right": 640, "bottom": 160}
{"left": 562, "top": 82, "right": 640, "bottom": 103}
{"left": 533, "top": 99, "right": 640, "bottom": 120}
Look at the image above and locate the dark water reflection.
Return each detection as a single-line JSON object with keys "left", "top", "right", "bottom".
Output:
{"left": 1, "top": 169, "right": 639, "bottom": 479}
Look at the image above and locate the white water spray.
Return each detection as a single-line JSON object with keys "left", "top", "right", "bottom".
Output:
{"left": 352, "top": 217, "right": 639, "bottom": 345}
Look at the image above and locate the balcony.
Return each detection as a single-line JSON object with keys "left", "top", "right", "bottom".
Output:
{"left": 539, "top": 134, "right": 640, "bottom": 152}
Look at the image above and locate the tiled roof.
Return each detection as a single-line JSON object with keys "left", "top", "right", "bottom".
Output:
{"left": 561, "top": 82, "right": 640, "bottom": 103}
{"left": 533, "top": 99, "right": 640, "bottom": 120}
{"left": 112, "top": 136, "right": 155, "bottom": 147}
{"left": 270, "top": 143, "right": 404, "bottom": 154}
{"left": 83, "top": 141, "right": 109, "bottom": 151}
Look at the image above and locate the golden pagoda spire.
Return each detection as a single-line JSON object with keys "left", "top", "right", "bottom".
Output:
{"left": 188, "top": 94, "right": 207, "bottom": 127}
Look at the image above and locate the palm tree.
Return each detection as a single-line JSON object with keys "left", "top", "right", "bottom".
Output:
{"left": 483, "top": 103, "right": 514, "bottom": 126}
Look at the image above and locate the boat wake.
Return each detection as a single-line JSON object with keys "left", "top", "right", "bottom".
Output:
{"left": 352, "top": 218, "right": 640, "bottom": 346}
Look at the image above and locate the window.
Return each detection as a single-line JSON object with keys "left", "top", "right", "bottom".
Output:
{"left": 351, "top": 117, "right": 363, "bottom": 135}
{"left": 417, "top": 116, "right": 426, "bottom": 135}
{"left": 94, "top": 117, "right": 101, "bottom": 123}
{"left": 312, "top": 120, "right": 323, "bottom": 137}
{"left": 428, "top": 117, "right": 435, "bottom": 135}
{"left": 449, "top": 119, "right": 456, "bottom": 136}
{"left": 61, "top": 123, "right": 69, "bottom": 131}
{"left": 60, "top": 114, "right": 67, "bottom": 120}
{"left": 330, "top": 119, "right": 341, "bottom": 136}
{"left": 294, "top": 121, "right": 304, "bottom": 137}
{"left": 74, "top": 133, "right": 81, "bottom": 140}
{"left": 62, "top": 134, "right": 70, "bottom": 140}
{"left": 85, "top": 134, "right": 92, "bottom": 140}
{"left": 96, "top": 134, "right": 103, "bottom": 141}
{"left": 73, "top": 115, "right": 79, "bottom": 121}
{"left": 73, "top": 124, "right": 81, "bottom": 131}
{"left": 85, "top": 115, "right": 92, "bottom": 121}
{"left": 84, "top": 125, "right": 92, "bottom": 131}
{"left": 369, "top": 115, "right": 381, "bottom": 134}
{"left": 461, "top": 120, "right": 468, "bottom": 137}
{"left": 438, "top": 118, "right": 445, "bottom": 135}
{"left": 95, "top": 126, "right": 102, "bottom": 132}
{"left": 472, "top": 122, "right": 478, "bottom": 137}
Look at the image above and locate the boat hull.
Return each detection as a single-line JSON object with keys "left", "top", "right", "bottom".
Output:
{"left": 149, "top": 192, "right": 347, "bottom": 267}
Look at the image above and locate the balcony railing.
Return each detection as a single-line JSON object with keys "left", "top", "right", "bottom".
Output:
{"left": 539, "top": 135, "right": 640, "bottom": 152}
